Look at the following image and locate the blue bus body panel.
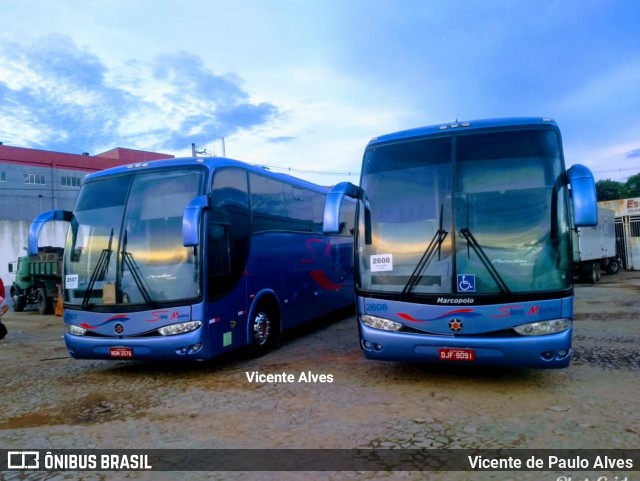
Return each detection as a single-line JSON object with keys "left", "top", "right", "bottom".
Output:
{"left": 64, "top": 329, "right": 209, "bottom": 361}
{"left": 358, "top": 295, "right": 573, "bottom": 368}
{"left": 367, "top": 117, "right": 558, "bottom": 146}
{"left": 63, "top": 306, "right": 193, "bottom": 336}
{"left": 247, "top": 232, "right": 354, "bottom": 327}
{"left": 63, "top": 305, "right": 213, "bottom": 360}
{"left": 359, "top": 324, "right": 572, "bottom": 368}
{"left": 63, "top": 232, "right": 354, "bottom": 361}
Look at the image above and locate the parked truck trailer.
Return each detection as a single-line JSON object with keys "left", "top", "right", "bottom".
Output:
{"left": 573, "top": 207, "right": 620, "bottom": 283}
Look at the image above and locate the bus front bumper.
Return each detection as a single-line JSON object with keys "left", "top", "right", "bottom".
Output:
{"left": 359, "top": 323, "right": 573, "bottom": 369}
{"left": 64, "top": 330, "right": 211, "bottom": 361}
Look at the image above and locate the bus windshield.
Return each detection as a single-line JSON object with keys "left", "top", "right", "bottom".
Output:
{"left": 64, "top": 168, "right": 205, "bottom": 306}
{"left": 358, "top": 128, "right": 571, "bottom": 296}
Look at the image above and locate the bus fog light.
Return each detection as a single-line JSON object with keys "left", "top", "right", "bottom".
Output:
{"left": 361, "top": 315, "right": 403, "bottom": 331}
{"left": 514, "top": 319, "right": 571, "bottom": 336}
{"left": 67, "top": 324, "right": 87, "bottom": 336}
{"left": 176, "top": 343, "right": 203, "bottom": 355}
{"left": 159, "top": 321, "right": 202, "bottom": 336}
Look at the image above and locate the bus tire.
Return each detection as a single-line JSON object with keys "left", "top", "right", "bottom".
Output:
{"left": 249, "top": 302, "right": 279, "bottom": 357}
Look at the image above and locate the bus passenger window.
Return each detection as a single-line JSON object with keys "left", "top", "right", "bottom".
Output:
{"left": 208, "top": 223, "right": 231, "bottom": 276}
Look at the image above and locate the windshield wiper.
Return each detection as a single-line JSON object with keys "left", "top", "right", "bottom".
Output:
{"left": 459, "top": 228, "right": 511, "bottom": 296}
{"left": 402, "top": 205, "right": 448, "bottom": 296}
{"left": 120, "top": 230, "right": 155, "bottom": 306}
{"left": 82, "top": 228, "right": 114, "bottom": 308}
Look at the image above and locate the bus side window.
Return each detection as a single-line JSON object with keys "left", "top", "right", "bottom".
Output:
{"left": 210, "top": 168, "right": 251, "bottom": 299}
{"left": 208, "top": 219, "right": 231, "bottom": 276}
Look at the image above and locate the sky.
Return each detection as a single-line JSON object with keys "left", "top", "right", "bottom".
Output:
{"left": 1, "top": 0, "right": 639, "bottom": 187}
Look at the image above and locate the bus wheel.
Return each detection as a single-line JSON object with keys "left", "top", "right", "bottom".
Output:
{"left": 250, "top": 305, "right": 279, "bottom": 357}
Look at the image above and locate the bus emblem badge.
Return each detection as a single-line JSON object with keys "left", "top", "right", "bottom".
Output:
{"left": 114, "top": 323, "right": 124, "bottom": 335}
{"left": 449, "top": 319, "right": 463, "bottom": 332}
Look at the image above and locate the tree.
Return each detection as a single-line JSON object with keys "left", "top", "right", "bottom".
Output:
{"left": 622, "top": 173, "right": 640, "bottom": 198}
{"left": 596, "top": 179, "right": 625, "bottom": 201}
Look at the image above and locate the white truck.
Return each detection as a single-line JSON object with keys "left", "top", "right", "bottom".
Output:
{"left": 573, "top": 206, "right": 620, "bottom": 283}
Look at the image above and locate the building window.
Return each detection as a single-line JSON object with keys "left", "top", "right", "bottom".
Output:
{"left": 24, "top": 173, "right": 46, "bottom": 184}
{"left": 0, "top": 171, "right": 5, "bottom": 182}
{"left": 61, "top": 176, "right": 81, "bottom": 187}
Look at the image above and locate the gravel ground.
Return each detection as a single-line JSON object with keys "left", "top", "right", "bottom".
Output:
{"left": 1, "top": 271, "right": 639, "bottom": 481}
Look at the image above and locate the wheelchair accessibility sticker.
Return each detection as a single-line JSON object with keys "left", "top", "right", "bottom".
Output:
{"left": 457, "top": 274, "right": 476, "bottom": 292}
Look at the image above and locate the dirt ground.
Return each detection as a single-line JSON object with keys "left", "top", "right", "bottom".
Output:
{"left": 1, "top": 271, "right": 639, "bottom": 481}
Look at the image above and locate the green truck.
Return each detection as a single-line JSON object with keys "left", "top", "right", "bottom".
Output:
{"left": 8, "top": 246, "right": 63, "bottom": 314}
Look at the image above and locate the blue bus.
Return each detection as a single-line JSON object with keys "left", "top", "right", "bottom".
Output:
{"left": 29, "top": 157, "right": 354, "bottom": 360}
{"left": 323, "top": 118, "right": 597, "bottom": 368}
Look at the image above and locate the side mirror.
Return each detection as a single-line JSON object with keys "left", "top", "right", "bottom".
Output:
{"left": 29, "top": 210, "right": 73, "bottom": 255}
{"left": 183, "top": 195, "right": 210, "bottom": 247}
{"left": 567, "top": 164, "right": 597, "bottom": 227}
{"left": 323, "top": 182, "right": 360, "bottom": 233}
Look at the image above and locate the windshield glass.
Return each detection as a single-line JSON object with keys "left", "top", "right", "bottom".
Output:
{"left": 358, "top": 137, "right": 454, "bottom": 294}
{"left": 357, "top": 128, "right": 571, "bottom": 296}
{"left": 64, "top": 169, "right": 204, "bottom": 306}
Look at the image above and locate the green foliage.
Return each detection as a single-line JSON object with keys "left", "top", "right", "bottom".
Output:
{"left": 623, "top": 173, "right": 640, "bottom": 198}
{"left": 595, "top": 173, "right": 640, "bottom": 201}
{"left": 596, "top": 179, "right": 625, "bottom": 201}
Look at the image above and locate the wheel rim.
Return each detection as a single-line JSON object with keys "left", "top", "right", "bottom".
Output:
{"left": 253, "top": 312, "right": 271, "bottom": 346}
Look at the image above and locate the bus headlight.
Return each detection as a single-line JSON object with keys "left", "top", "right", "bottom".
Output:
{"left": 66, "top": 324, "right": 87, "bottom": 336}
{"left": 361, "top": 315, "right": 403, "bottom": 331}
{"left": 514, "top": 319, "right": 571, "bottom": 336}
{"left": 158, "top": 321, "right": 202, "bottom": 336}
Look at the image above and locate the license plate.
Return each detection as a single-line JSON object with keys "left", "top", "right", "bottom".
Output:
{"left": 438, "top": 348, "right": 475, "bottom": 361}
{"left": 109, "top": 347, "right": 133, "bottom": 359}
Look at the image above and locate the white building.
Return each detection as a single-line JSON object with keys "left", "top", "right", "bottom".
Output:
{"left": 0, "top": 144, "right": 173, "bottom": 300}
{"left": 598, "top": 197, "right": 640, "bottom": 270}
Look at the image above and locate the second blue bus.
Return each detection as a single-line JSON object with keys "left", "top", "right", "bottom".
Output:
{"left": 323, "top": 118, "right": 597, "bottom": 368}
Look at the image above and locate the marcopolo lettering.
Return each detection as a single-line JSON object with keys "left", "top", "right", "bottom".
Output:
{"left": 437, "top": 298, "right": 475, "bottom": 304}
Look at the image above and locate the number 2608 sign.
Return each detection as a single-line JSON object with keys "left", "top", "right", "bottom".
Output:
{"left": 370, "top": 254, "right": 393, "bottom": 272}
